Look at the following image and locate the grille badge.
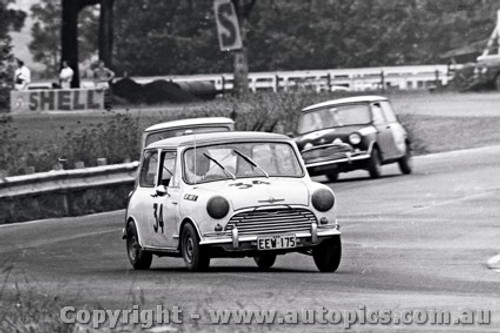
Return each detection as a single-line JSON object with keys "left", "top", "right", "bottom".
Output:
{"left": 258, "top": 197, "right": 285, "bottom": 204}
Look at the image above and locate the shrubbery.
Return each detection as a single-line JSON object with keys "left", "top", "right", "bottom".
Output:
{"left": 0, "top": 112, "right": 140, "bottom": 176}
{"left": 1, "top": 90, "right": 425, "bottom": 177}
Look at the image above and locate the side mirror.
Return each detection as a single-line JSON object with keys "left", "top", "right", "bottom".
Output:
{"left": 155, "top": 185, "right": 168, "bottom": 197}
{"left": 286, "top": 131, "right": 295, "bottom": 138}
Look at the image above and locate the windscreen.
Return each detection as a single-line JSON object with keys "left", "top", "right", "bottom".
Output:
{"left": 183, "top": 142, "right": 304, "bottom": 184}
{"left": 298, "top": 104, "right": 371, "bottom": 134}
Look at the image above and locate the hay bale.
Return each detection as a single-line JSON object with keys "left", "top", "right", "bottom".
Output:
{"left": 141, "top": 80, "right": 199, "bottom": 104}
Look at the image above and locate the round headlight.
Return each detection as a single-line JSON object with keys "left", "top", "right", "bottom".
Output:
{"left": 349, "top": 133, "right": 362, "bottom": 145}
{"left": 312, "top": 189, "right": 335, "bottom": 212}
{"left": 206, "top": 196, "right": 230, "bottom": 219}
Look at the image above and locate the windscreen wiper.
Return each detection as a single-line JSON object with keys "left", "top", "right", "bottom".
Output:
{"left": 203, "top": 153, "right": 236, "bottom": 180}
{"left": 233, "top": 149, "right": 269, "bottom": 178}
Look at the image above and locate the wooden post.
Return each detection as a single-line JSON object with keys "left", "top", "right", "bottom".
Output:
{"left": 380, "top": 70, "right": 385, "bottom": 92}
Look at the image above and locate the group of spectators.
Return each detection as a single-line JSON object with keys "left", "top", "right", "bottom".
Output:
{"left": 13, "top": 58, "right": 115, "bottom": 90}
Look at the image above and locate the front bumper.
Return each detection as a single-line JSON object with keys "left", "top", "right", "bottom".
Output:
{"left": 305, "top": 151, "right": 370, "bottom": 176}
{"left": 200, "top": 223, "right": 340, "bottom": 253}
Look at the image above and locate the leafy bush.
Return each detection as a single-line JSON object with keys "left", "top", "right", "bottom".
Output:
{"left": 1, "top": 91, "right": 427, "bottom": 176}
{"left": 0, "top": 116, "right": 23, "bottom": 173}
{"left": 0, "top": 112, "right": 140, "bottom": 176}
{"left": 61, "top": 112, "right": 140, "bottom": 167}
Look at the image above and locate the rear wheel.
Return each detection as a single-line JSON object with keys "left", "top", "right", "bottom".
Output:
{"left": 254, "top": 254, "right": 277, "bottom": 270}
{"left": 398, "top": 143, "right": 413, "bottom": 175}
{"left": 367, "top": 148, "right": 382, "bottom": 179}
{"left": 326, "top": 172, "right": 339, "bottom": 182}
{"left": 126, "top": 222, "right": 153, "bottom": 270}
{"left": 181, "top": 224, "right": 210, "bottom": 272}
{"left": 313, "top": 236, "right": 342, "bottom": 273}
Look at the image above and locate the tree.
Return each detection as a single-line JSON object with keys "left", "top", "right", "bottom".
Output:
{"left": 0, "top": 1, "right": 26, "bottom": 110}
{"left": 108, "top": 0, "right": 500, "bottom": 77}
{"left": 29, "top": 0, "right": 99, "bottom": 79}
{"left": 60, "top": 0, "right": 116, "bottom": 87}
{"left": 99, "top": 0, "right": 114, "bottom": 66}
{"left": 231, "top": 0, "right": 256, "bottom": 95}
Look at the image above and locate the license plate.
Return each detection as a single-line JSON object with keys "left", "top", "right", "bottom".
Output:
{"left": 257, "top": 235, "right": 296, "bottom": 250}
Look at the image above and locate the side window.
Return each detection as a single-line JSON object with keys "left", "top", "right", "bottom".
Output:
{"left": 139, "top": 150, "right": 158, "bottom": 187}
{"left": 159, "top": 151, "right": 177, "bottom": 187}
{"left": 380, "top": 101, "right": 398, "bottom": 123}
{"left": 371, "top": 103, "right": 386, "bottom": 125}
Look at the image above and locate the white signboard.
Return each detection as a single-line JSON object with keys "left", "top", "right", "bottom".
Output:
{"left": 214, "top": 0, "right": 242, "bottom": 51}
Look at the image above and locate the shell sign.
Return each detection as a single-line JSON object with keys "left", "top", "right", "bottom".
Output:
{"left": 10, "top": 89, "right": 105, "bottom": 113}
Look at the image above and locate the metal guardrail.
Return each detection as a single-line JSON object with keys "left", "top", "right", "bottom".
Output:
{"left": 0, "top": 161, "right": 139, "bottom": 198}
{"left": 0, "top": 162, "right": 140, "bottom": 224}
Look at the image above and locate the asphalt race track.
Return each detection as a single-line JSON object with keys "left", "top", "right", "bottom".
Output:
{"left": 1, "top": 145, "right": 500, "bottom": 332}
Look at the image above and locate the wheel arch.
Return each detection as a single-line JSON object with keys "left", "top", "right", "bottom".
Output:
{"left": 179, "top": 217, "right": 203, "bottom": 247}
{"left": 125, "top": 217, "right": 145, "bottom": 247}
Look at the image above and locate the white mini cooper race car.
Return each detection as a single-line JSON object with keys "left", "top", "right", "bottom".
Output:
{"left": 124, "top": 131, "right": 341, "bottom": 272}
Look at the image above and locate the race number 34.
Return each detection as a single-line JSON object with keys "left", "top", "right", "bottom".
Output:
{"left": 153, "top": 203, "right": 164, "bottom": 233}
{"left": 214, "top": 0, "right": 242, "bottom": 51}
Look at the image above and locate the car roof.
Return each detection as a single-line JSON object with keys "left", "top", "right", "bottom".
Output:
{"left": 301, "top": 95, "right": 388, "bottom": 112}
{"left": 144, "top": 117, "right": 234, "bottom": 132}
{"left": 145, "top": 131, "right": 291, "bottom": 149}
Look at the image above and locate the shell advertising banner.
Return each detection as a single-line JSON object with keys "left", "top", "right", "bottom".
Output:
{"left": 10, "top": 89, "right": 105, "bottom": 113}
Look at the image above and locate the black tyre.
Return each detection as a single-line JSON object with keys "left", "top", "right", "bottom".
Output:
{"left": 181, "top": 224, "right": 210, "bottom": 272}
{"left": 254, "top": 254, "right": 277, "bottom": 270}
{"left": 367, "top": 148, "right": 382, "bottom": 179}
{"left": 398, "top": 144, "right": 413, "bottom": 175}
{"left": 326, "top": 172, "right": 339, "bottom": 182}
{"left": 313, "top": 236, "right": 342, "bottom": 273}
{"left": 126, "top": 222, "right": 153, "bottom": 270}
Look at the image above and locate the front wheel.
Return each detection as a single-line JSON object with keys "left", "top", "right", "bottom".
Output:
{"left": 181, "top": 224, "right": 210, "bottom": 272}
{"left": 254, "top": 254, "right": 277, "bottom": 270}
{"left": 126, "top": 222, "right": 153, "bottom": 270}
{"left": 367, "top": 148, "right": 382, "bottom": 179}
{"left": 312, "top": 236, "right": 342, "bottom": 273}
{"left": 398, "top": 144, "right": 413, "bottom": 175}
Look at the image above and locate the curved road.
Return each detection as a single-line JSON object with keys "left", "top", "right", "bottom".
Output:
{"left": 1, "top": 146, "right": 500, "bottom": 332}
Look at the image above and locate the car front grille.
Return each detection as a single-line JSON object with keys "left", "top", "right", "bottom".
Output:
{"left": 302, "top": 144, "right": 353, "bottom": 163}
{"left": 225, "top": 208, "right": 316, "bottom": 235}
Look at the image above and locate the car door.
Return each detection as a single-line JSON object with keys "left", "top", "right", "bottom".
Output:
{"left": 134, "top": 148, "right": 161, "bottom": 248}
{"left": 380, "top": 101, "right": 407, "bottom": 157}
{"left": 153, "top": 150, "right": 181, "bottom": 249}
{"left": 370, "top": 103, "right": 399, "bottom": 160}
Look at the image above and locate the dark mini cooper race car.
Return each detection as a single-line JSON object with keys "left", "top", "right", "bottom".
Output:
{"left": 294, "top": 96, "right": 412, "bottom": 181}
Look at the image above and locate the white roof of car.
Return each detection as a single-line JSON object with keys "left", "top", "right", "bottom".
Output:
{"left": 146, "top": 131, "right": 290, "bottom": 149}
{"left": 144, "top": 117, "right": 234, "bottom": 132}
{"left": 301, "top": 95, "right": 388, "bottom": 112}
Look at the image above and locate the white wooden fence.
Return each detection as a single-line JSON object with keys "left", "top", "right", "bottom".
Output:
{"left": 29, "top": 64, "right": 455, "bottom": 93}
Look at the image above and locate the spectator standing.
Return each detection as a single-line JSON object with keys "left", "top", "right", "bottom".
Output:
{"left": 93, "top": 60, "right": 115, "bottom": 110}
{"left": 14, "top": 59, "right": 31, "bottom": 90}
{"left": 59, "top": 61, "right": 74, "bottom": 89}
{"left": 93, "top": 60, "right": 115, "bottom": 89}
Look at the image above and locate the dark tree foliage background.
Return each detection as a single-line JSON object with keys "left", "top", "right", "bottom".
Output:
{"left": 29, "top": 0, "right": 99, "bottom": 78}
{"left": 0, "top": 0, "right": 26, "bottom": 110}
{"left": 111, "top": 0, "right": 499, "bottom": 76}
{"left": 26, "top": 0, "right": 500, "bottom": 77}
